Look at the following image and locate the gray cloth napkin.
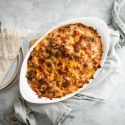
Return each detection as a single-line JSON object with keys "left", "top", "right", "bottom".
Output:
{"left": 8, "top": 0, "right": 125, "bottom": 124}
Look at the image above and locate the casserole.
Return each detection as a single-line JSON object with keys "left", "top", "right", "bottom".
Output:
{"left": 20, "top": 17, "right": 109, "bottom": 103}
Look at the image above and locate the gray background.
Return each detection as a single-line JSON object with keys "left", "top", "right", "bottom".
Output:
{"left": 0, "top": 0, "right": 125, "bottom": 124}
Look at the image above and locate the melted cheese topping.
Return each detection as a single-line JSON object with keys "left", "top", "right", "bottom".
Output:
{"left": 26, "top": 23, "right": 102, "bottom": 98}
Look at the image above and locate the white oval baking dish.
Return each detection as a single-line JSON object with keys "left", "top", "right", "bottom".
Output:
{"left": 20, "top": 17, "right": 109, "bottom": 103}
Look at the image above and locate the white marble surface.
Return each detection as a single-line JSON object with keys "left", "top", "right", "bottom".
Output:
{"left": 0, "top": 0, "right": 125, "bottom": 124}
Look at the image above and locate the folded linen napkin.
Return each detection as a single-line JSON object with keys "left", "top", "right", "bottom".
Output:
{"left": 2, "top": 0, "right": 125, "bottom": 124}
{"left": 0, "top": 25, "right": 22, "bottom": 84}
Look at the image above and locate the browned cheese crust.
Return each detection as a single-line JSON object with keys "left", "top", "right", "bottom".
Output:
{"left": 26, "top": 23, "right": 102, "bottom": 99}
